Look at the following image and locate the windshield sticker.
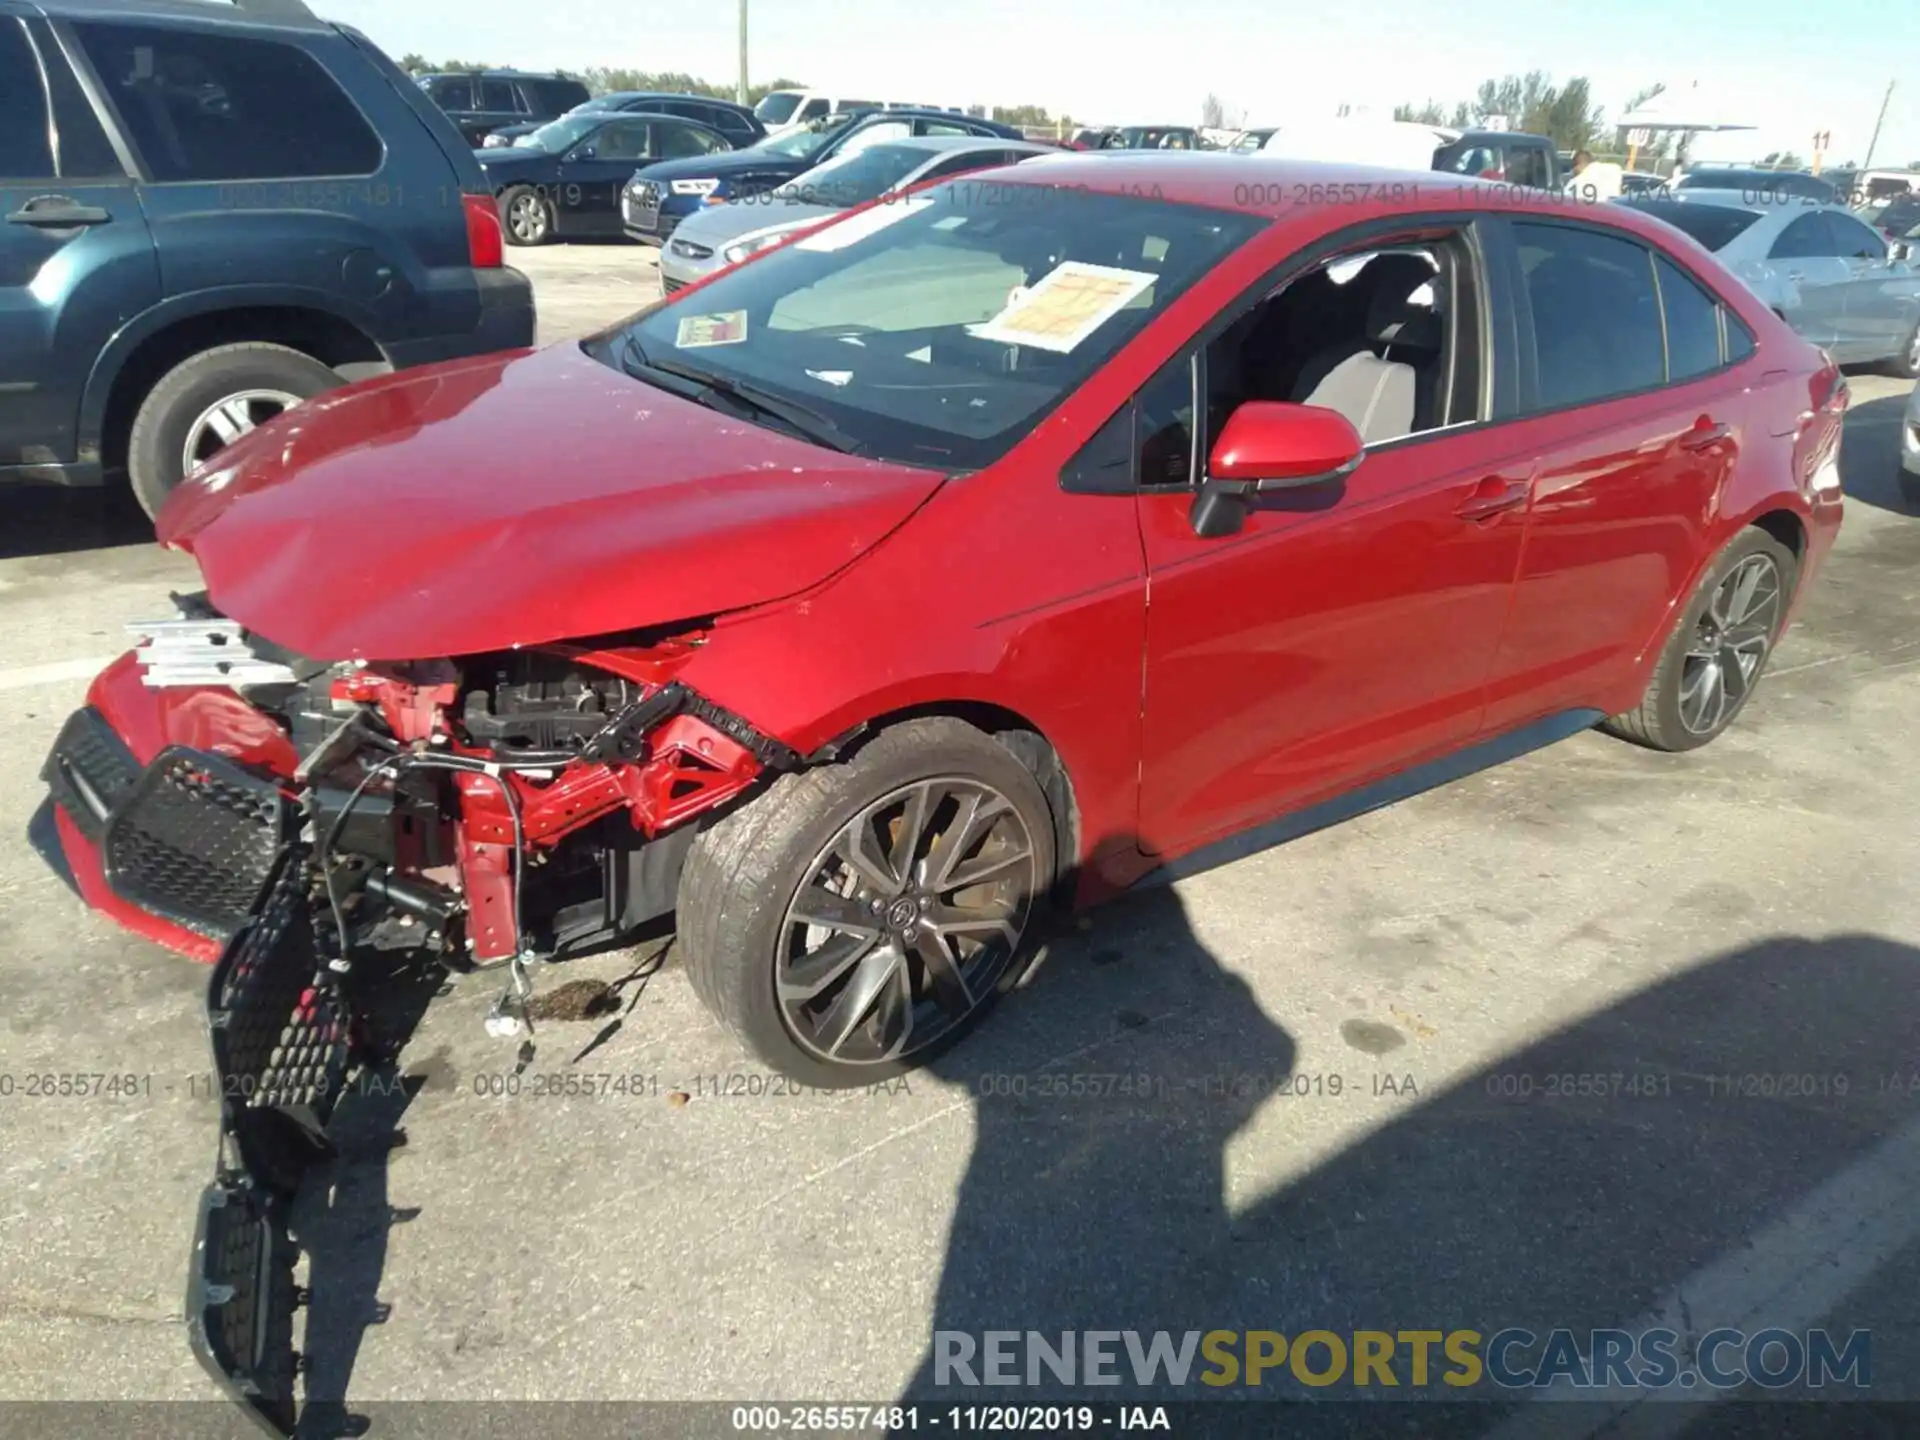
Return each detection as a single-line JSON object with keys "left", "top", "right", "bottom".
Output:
{"left": 968, "top": 262, "right": 1158, "bottom": 353}
{"left": 792, "top": 196, "right": 933, "bottom": 252}
{"left": 675, "top": 311, "right": 748, "bottom": 347}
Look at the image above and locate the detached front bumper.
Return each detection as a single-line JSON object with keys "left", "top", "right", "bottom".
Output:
{"left": 39, "top": 705, "right": 292, "bottom": 961}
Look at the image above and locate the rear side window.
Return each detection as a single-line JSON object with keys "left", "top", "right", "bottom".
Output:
{"left": 1655, "top": 255, "right": 1723, "bottom": 381}
{"left": 1770, "top": 213, "right": 1832, "bottom": 259}
{"left": 1627, "top": 201, "right": 1761, "bottom": 253}
{"left": 523, "top": 79, "right": 586, "bottom": 113}
{"left": 1506, "top": 146, "right": 1551, "bottom": 189}
{"left": 1514, "top": 222, "right": 1664, "bottom": 410}
{"left": 74, "top": 23, "right": 383, "bottom": 182}
{"left": 0, "top": 18, "right": 54, "bottom": 180}
{"left": 477, "top": 78, "right": 517, "bottom": 111}
{"left": 1827, "top": 211, "right": 1887, "bottom": 260}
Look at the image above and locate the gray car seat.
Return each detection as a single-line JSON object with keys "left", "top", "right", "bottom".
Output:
{"left": 1293, "top": 263, "right": 1444, "bottom": 444}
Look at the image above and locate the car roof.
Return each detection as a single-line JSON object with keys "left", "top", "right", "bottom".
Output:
{"left": 32, "top": 0, "right": 330, "bottom": 29}
{"left": 425, "top": 69, "right": 579, "bottom": 80}
{"left": 989, "top": 153, "right": 1754, "bottom": 243}
{"left": 870, "top": 136, "right": 1049, "bottom": 154}
{"left": 601, "top": 91, "right": 755, "bottom": 112}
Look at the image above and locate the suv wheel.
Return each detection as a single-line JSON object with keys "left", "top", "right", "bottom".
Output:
{"left": 1601, "top": 527, "right": 1797, "bottom": 752}
{"left": 678, "top": 719, "right": 1059, "bottom": 1087}
{"left": 500, "top": 186, "right": 553, "bottom": 246}
{"left": 127, "top": 343, "right": 342, "bottom": 519}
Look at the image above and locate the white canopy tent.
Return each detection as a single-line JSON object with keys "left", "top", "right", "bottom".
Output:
{"left": 1615, "top": 80, "right": 1757, "bottom": 170}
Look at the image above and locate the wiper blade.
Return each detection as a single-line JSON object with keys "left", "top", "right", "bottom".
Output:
{"left": 640, "top": 351, "right": 866, "bottom": 456}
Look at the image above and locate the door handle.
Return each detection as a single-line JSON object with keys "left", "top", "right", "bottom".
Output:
{"left": 1678, "top": 422, "right": 1731, "bottom": 452}
{"left": 6, "top": 197, "right": 112, "bottom": 227}
{"left": 1455, "top": 476, "right": 1530, "bottom": 522}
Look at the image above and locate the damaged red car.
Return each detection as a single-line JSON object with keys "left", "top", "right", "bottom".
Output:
{"left": 38, "top": 155, "right": 1842, "bottom": 1433}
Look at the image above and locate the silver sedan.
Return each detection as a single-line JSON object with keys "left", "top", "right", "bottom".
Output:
{"left": 1902, "top": 381, "right": 1919, "bottom": 504}
{"left": 657, "top": 136, "right": 1052, "bottom": 292}
{"left": 1624, "top": 190, "right": 1920, "bottom": 375}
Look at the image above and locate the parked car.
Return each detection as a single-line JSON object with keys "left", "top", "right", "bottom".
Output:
{"left": 479, "top": 112, "right": 735, "bottom": 245}
{"left": 657, "top": 136, "right": 1052, "bottom": 291}
{"left": 1263, "top": 117, "right": 1457, "bottom": 171}
{"left": 1620, "top": 170, "right": 1669, "bottom": 196}
{"left": 622, "top": 107, "right": 1023, "bottom": 245}
{"left": 0, "top": 0, "right": 530, "bottom": 520}
{"left": 1859, "top": 193, "right": 1920, "bottom": 243}
{"left": 416, "top": 68, "right": 589, "bottom": 147}
{"left": 482, "top": 91, "right": 765, "bottom": 150}
{"left": 1099, "top": 125, "right": 1201, "bottom": 150}
{"left": 40, "top": 154, "right": 1848, "bottom": 1439}
{"left": 1902, "top": 381, "right": 1920, "bottom": 504}
{"left": 1624, "top": 191, "right": 1920, "bottom": 374}
{"left": 1229, "top": 127, "right": 1278, "bottom": 151}
{"left": 1674, "top": 166, "right": 1839, "bottom": 204}
{"left": 1433, "top": 129, "right": 1562, "bottom": 188}
{"left": 1825, "top": 167, "right": 1918, "bottom": 210}
{"left": 753, "top": 89, "right": 882, "bottom": 133}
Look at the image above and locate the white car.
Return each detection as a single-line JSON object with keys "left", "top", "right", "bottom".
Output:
{"left": 753, "top": 90, "right": 881, "bottom": 134}
{"left": 1262, "top": 118, "right": 1455, "bottom": 170}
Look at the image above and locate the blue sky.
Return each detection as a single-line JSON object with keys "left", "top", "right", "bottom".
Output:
{"left": 320, "top": 0, "right": 1920, "bottom": 167}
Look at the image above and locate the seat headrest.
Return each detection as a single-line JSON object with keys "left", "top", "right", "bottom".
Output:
{"left": 1372, "top": 304, "right": 1442, "bottom": 352}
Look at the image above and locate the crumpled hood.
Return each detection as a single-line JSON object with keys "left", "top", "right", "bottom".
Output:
{"left": 156, "top": 345, "right": 946, "bottom": 661}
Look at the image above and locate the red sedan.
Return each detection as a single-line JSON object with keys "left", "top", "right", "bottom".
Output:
{"left": 43, "top": 156, "right": 1844, "bottom": 1090}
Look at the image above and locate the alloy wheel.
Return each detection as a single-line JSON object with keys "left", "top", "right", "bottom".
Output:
{"left": 1678, "top": 553, "right": 1782, "bottom": 735}
{"left": 777, "top": 777, "right": 1038, "bottom": 1067}
{"left": 181, "top": 389, "right": 302, "bottom": 474}
{"left": 508, "top": 193, "right": 549, "bottom": 243}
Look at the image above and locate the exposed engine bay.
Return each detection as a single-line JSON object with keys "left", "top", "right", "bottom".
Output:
{"left": 38, "top": 594, "right": 806, "bottom": 1437}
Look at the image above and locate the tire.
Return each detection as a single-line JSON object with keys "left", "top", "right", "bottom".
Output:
{"left": 1601, "top": 527, "right": 1798, "bottom": 752}
{"left": 1900, "top": 466, "right": 1920, "bottom": 509}
{"left": 679, "top": 718, "right": 1059, "bottom": 1087}
{"left": 126, "top": 342, "right": 342, "bottom": 519}
{"left": 499, "top": 185, "right": 552, "bottom": 246}
{"left": 1887, "top": 319, "right": 1920, "bottom": 380}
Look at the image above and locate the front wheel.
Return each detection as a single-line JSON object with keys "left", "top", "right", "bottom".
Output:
{"left": 1887, "top": 320, "right": 1920, "bottom": 380}
{"left": 678, "top": 719, "right": 1059, "bottom": 1087}
{"left": 500, "top": 185, "right": 553, "bottom": 246}
{"left": 1602, "top": 527, "right": 1797, "bottom": 752}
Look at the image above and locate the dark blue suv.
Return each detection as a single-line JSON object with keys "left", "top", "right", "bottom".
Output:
{"left": 0, "top": 0, "right": 534, "bottom": 518}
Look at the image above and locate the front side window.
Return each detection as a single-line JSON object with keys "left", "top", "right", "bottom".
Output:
{"left": 589, "top": 119, "right": 654, "bottom": 162}
{"left": 602, "top": 186, "right": 1265, "bottom": 471}
{"left": 74, "top": 23, "right": 382, "bottom": 181}
{"left": 656, "top": 123, "right": 724, "bottom": 160}
{"left": 1827, "top": 212, "right": 1887, "bottom": 260}
{"left": 424, "top": 76, "right": 473, "bottom": 110}
{"left": 477, "top": 78, "right": 516, "bottom": 111}
{"left": 1506, "top": 147, "right": 1551, "bottom": 189}
{"left": 1513, "top": 222, "right": 1663, "bottom": 411}
{"left": 0, "top": 19, "right": 54, "bottom": 181}
{"left": 521, "top": 112, "right": 605, "bottom": 154}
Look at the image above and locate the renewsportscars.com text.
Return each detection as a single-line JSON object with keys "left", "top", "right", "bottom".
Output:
{"left": 933, "top": 1328, "right": 1871, "bottom": 1391}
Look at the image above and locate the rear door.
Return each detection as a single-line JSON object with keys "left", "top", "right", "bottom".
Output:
{"left": 0, "top": 9, "right": 157, "bottom": 475}
{"left": 1477, "top": 219, "right": 1748, "bottom": 730}
{"left": 474, "top": 75, "right": 522, "bottom": 139}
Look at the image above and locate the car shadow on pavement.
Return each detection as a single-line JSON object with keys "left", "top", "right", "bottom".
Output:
{"left": 1837, "top": 392, "right": 1916, "bottom": 516}
{"left": 0, "top": 482, "right": 152, "bottom": 559}
{"left": 292, "top": 952, "right": 451, "bottom": 1440}
{"left": 900, "top": 901, "right": 1920, "bottom": 1437}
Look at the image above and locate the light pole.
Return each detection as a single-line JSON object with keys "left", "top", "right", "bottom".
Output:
{"left": 1862, "top": 78, "right": 1895, "bottom": 171}
{"left": 736, "top": 0, "right": 748, "bottom": 106}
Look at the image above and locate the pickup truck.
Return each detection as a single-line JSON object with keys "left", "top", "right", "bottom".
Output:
{"left": 1432, "top": 129, "right": 1564, "bottom": 189}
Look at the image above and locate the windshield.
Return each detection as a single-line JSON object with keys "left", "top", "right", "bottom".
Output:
{"left": 1625, "top": 200, "right": 1764, "bottom": 251}
{"left": 518, "top": 112, "right": 604, "bottom": 154}
{"left": 755, "top": 91, "right": 803, "bottom": 125}
{"left": 765, "top": 144, "right": 941, "bottom": 209}
{"left": 598, "top": 183, "right": 1265, "bottom": 471}
{"left": 755, "top": 115, "right": 859, "bottom": 160}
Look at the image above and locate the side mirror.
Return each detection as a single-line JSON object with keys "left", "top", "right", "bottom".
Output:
{"left": 1189, "top": 402, "right": 1364, "bottom": 538}
{"left": 1892, "top": 241, "right": 1911, "bottom": 263}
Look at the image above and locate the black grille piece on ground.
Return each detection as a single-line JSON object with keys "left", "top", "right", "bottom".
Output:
{"left": 40, "top": 706, "right": 141, "bottom": 841}
{"left": 102, "top": 746, "right": 290, "bottom": 936}
{"left": 189, "top": 848, "right": 348, "bottom": 1439}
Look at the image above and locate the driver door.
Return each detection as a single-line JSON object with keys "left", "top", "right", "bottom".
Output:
{"left": 1127, "top": 229, "right": 1533, "bottom": 860}
{"left": 560, "top": 117, "right": 667, "bottom": 233}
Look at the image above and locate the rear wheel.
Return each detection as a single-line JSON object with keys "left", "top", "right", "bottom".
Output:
{"left": 126, "top": 342, "right": 342, "bottom": 519}
{"left": 500, "top": 186, "right": 552, "bottom": 246}
{"left": 678, "top": 719, "right": 1058, "bottom": 1087}
{"left": 1601, "top": 528, "right": 1796, "bottom": 752}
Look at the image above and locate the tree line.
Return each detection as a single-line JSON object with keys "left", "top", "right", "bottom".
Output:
{"left": 394, "top": 56, "right": 1070, "bottom": 127}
